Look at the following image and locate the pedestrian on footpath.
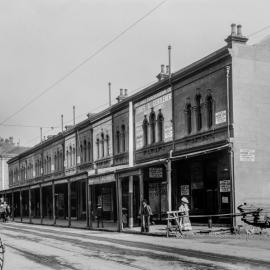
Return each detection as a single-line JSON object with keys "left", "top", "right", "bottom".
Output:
{"left": 141, "top": 199, "right": 152, "bottom": 233}
{"left": 179, "top": 197, "right": 192, "bottom": 231}
{"left": 96, "top": 203, "right": 104, "bottom": 228}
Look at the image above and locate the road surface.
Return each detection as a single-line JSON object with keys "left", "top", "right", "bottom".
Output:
{"left": 0, "top": 222, "right": 269, "bottom": 270}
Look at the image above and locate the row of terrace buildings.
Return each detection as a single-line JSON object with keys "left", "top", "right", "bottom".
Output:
{"left": 1, "top": 24, "right": 270, "bottom": 230}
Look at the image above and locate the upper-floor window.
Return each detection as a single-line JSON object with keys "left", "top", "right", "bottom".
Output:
{"left": 206, "top": 95, "right": 213, "bottom": 128}
{"left": 96, "top": 138, "right": 100, "bottom": 159}
{"left": 195, "top": 94, "right": 202, "bottom": 131}
{"left": 83, "top": 140, "right": 87, "bottom": 162}
{"left": 116, "top": 130, "right": 120, "bottom": 154}
{"left": 149, "top": 108, "right": 156, "bottom": 144}
{"left": 142, "top": 115, "right": 148, "bottom": 147}
{"left": 121, "top": 125, "right": 126, "bottom": 152}
{"left": 88, "top": 141, "right": 91, "bottom": 162}
{"left": 101, "top": 133, "right": 105, "bottom": 158}
{"left": 186, "top": 103, "right": 192, "bottom": 134}
{"left": 157, "top": 109, "right": 164, "bottom": 142}
{"left": 106, "top": 134, "right": 110, "bottom": 156}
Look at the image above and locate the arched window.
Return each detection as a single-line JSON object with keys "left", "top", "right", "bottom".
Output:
{"left": 83, "top": 140, "right": 87, "bottom": 162}
{"left": 73, "top": 147, "right": 76, "bottom": 166}
{"left": 206, "top": 95, "right": 213, "bottom": 128}
{"left": 121, "top": 125, "right": 126, "bottom": 152}
{"left": 157, "top": 109, "right": 164, "bottom": 142}
{"left": 59, "top": 151, "right": 62, "bottom": 170}
{"left": 54, "top": 154, "right": 57, "bottom": 172}
{"left": 96, "top": 138, "right": 100, "bottom": 159}
{"left": 142, "top": 115, "right": 148, "bottom": 147}
{"left": 88, "top": 142, "right": 91, "bottom": 162}
{"left": 69, "top": 146, "right": 73, "bottom": 167}
{"left": 116, "top": 130, "right": 120, "bottom": 153}
{"left": 106, "top": 134, "right": 110, "bottom": 156}
{"left": 44, "top": 158, "right": 47, "bottom": 174}
{"left": 195, "top": 94, "right": 202, "bottom": 131}
{"left": 66, "top": 150, "right": 69, "bottom": 168}
{"left": 80, "top": 144, "right": 83, "bottom": 163}
{"left": 149, "top": 108, "right": 156, "bottom": 144}
{"left": 186, "top": 103, "right": 192, "bottom": 134}
{"left": 101, "top": 133, "right": 105, "bottom": 158}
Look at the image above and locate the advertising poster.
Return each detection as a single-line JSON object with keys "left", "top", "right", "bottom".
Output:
{"left": 134, "top": 88, "right": 173, "bottom": 150}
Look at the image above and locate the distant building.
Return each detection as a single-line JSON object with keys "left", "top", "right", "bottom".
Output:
{"left": 0, "top": 137, "right": 28, "bottom": 191}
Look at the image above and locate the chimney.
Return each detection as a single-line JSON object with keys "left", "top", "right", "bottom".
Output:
{"left": 225, "top": 23, "right": 248, "bottom": 48}
{"left": 156, "top": 64, "right": 169, "bottom": 81}
{"left": 116, "top": 88, "right": 128, "bottom": 103}
{"left": 166, "top": 65, "right": 169, "bottom": 74}
{"left": 124, "top": 89, "right": 128, "bottom": 96}
{"left": 237, "top": 24, "right": 242, "bottom": 36}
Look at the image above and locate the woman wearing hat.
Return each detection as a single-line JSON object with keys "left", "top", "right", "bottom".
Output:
{"left": 179, "top": 197, "right": 192, "bottom": 231}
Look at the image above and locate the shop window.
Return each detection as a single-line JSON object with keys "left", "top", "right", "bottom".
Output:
{"left": 157, "top": 109, "right": 164, "bottom": 142}
{"left": 206, "top": 95, "right": 213, "bottom": 128}
{"left": 116, "top": 130, "right": 120, "bottom": 154}
{"left": 149, "top": 108, "right": 156, "bottom": 144}
{"left": 186, "top": 103, "right": 192, "bottom": 134}
{"left": 142, "top": 115, "right": 148, "bottom": 147}
{"left": 106, "top": 134, "right": 110, "bottom": 156}
{"left": 121, "top": 125, "right": 126, "bottom": 152}
{"left": 195, "top": 94, "right": 202, "bottom": 131}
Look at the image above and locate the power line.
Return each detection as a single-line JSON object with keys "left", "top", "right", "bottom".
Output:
{"left": 0, "top": 124, "right": 58, "bottom": 129}
{"left": 247, "top": 24, "right": 270, "bottom": 37}
{"left": 0, "top": 0, "right": 168, "bottom": 126}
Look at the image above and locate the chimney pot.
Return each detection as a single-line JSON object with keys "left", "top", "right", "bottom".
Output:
{"left": 161, "top": 64, "right": 165, "bottom": 73}
{"left": 166, "top": 65, "right": 169, "bottom": 74}
{"left": 231, "top": 23, "right": 236, "bottom": 36}
{"left": 120, "top": 88, "right": 123, "bottom": 96}
{"left": 237, "top": 24, "right": 242, "bottom": 36}
{"left": 124, "top": 89, "right": 128, "bottom": 96}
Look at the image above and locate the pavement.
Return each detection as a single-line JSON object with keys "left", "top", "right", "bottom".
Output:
{"left": 0, "top": 221, "right": 269, "bottom": 269}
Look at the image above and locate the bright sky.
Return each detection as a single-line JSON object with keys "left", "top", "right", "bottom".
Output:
{"left": 0, "top": 0, "right": 270, "bottom": 147}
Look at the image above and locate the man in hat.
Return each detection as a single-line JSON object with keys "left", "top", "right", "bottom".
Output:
{"left": 141, "top": 199, "right": 152, "bottom": 233}
{"left": 179, "top": 197, "right": 192, "bottom": 231}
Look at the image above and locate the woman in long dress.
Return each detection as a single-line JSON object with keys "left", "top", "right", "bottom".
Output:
{"left": 179, "top": 197, "right": 192, "bottom": 231}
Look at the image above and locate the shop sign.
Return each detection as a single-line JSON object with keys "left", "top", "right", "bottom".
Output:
{"left": 220, "top": 180, "right": 231, "bottom": 192}
{"left": 180, "top": 185, "right": 190, "bottom": 196}
{"left": 149, "top": 167, "right": 163, "bottom": 178}
{"left": 222, "top": 196, "right": 229, "bottom": 204}
{"left": 88, "top": 173, "right": 115, "bottom": 185}
{"left": 215, "top": 110, "right": 226, "bottom": 124}
{"left": 240, "top": 149, "right": 255, "bottom": 162}
{"left": 134, "top": 88, "right": 173, "bottom": 150}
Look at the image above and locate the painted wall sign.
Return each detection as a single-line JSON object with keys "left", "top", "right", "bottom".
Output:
{"left": 215, "top": 110, "right": 227, "bottom": 124}
{"left": 180, "top": 185, "right": 190, "bottom": 196}
{"left": 88, "top": 173, "right": 115, "bottom": 185}
{"left": 149, "top": 167, "right": 163, "bottom": 178}
{"left": 220, "top": 180, "right": 231, "bottom": 192}
{"left": 134, "top": 88, "right": 173, "bottom": 150}
{"left": 240, "top": 149, "right": 255, "bottom": 162}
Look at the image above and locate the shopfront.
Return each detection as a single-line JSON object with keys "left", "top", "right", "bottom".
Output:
{"left": 172, "top": 149, "right": 231, "bottom": 224}
{"left": 143, "top": 165, "right": 167, "bottom": 222}
{"left": 89, "top": 173, "right": 117, "bottom": 227}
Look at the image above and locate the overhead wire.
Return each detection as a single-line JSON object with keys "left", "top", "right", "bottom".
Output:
{"left": 0, "top": 0, "right": 169, "bottom": 126}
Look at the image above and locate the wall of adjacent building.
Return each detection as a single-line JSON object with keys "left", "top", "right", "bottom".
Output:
{"left": 232, "top": 40, "right": 270, "bottom": 210}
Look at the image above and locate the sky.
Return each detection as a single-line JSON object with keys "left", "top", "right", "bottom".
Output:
{"left": 0, "top": 0, "right": 270, "bottom": 147}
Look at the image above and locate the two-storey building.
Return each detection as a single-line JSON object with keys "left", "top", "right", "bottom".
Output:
{"left": 3, "top": 24, "right": 270, "bottom": 230}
